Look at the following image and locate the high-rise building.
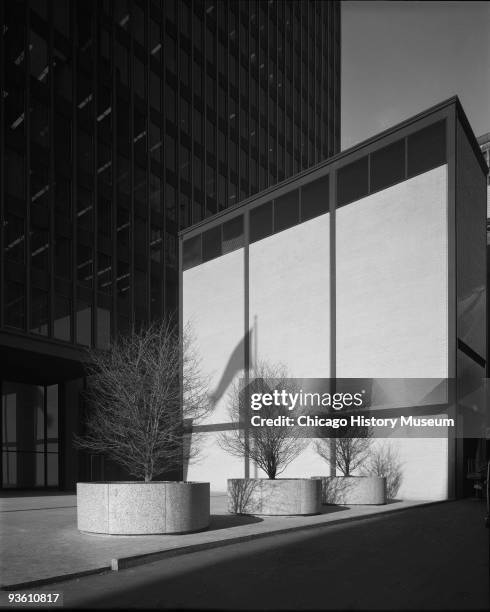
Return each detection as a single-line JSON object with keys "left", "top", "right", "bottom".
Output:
{"left": 0, "top": 0, "right": 341, "bottom": 490}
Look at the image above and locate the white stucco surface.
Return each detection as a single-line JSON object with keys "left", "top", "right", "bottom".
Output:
{"left": 183, "top": 248, "right": 245, "bottom": 425}
{"left": 249, "top": 213, "right": 330, "bottom": 378}
{"left": 336, "top": 165, "right": 448, "bottom": 379}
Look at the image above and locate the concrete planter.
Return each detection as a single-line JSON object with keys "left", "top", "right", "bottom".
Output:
{"left": 227, "top": 478, "right": 321, "bottom": 516}
{"left": 312, "top": 476, "right": 386, "bottom": 505}
{"left": 77, "top": 481, "right": 210, "bottom": 535}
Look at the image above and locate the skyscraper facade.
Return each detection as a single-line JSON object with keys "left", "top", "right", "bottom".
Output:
{"left": 0, "top": 0, "right": 341, "bottom": 490}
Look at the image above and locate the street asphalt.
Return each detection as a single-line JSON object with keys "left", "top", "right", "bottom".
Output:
{"left": 5, "top": 499, "right": 488, "bottom": 610}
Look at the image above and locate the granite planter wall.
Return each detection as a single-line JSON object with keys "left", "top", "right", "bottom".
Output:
{"left": 312, "top": 476, "right": 386, "bottom": 505}
{"left": 77, "top": 481, "right": 210, "bottom": 534}
{"left": 228, "top": 478, "right": 321, "bottom": 515}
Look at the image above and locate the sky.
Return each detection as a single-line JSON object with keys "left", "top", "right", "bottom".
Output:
{"left": 341, "top": 1, "right": 490, "bottom": 150}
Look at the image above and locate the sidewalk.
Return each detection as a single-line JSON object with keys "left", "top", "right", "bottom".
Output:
{"left": 0, "top": 492, "right": 444, "bottom": 590}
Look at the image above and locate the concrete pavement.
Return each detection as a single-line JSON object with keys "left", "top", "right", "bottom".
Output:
{"left": 0, "top": 491, "right": 444, "bottom": 590}
{"left": 2, "top": 499, "right": 488, "bottom": 610}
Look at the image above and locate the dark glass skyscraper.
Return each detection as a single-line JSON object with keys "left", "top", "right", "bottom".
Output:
{"left": 0, "top": 0, "right": 340, "bottom": 490}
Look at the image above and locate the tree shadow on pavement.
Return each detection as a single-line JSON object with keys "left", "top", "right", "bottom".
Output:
{"left": 208, "top": 513, "right": 263, "bottom": 530}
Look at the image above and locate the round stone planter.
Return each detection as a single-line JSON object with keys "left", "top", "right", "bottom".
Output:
{"left": 227, "top": 478, "right": 321, "bottom": 516}
{"left": 77, "top": 481, "right": 210, "bottom": 535}
{"left": 311, "top": 476, "right": 386, "bottom": 505}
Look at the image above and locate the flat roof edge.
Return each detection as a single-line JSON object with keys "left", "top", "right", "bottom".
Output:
{"left": 179, "top": 96, "right": 487, "bottom": 238}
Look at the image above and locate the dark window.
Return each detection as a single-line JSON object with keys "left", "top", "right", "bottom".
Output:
{"left": 407, "top": 120, "right": 446, "bottom": 178}
{"left": 274, "top": 189, "right": 299, "bottom": 233}
{"left": 54, "top": 296, "right": 71, "bottom": 342}
{"left": 183, "top": 235, "right": 201, "bottom": 270}
{"left": 77, "top": 244, "right": 93, "bottom": 286}
{"left": 76, "top": 300, "right": 92, "bottom": 346}
{"left": 337, "top": 156, "right": 368, "bottom": 207}
{"left": 222, "top": 215, "right": 244, "bottom": 254}
{"left": 54, "top": 236, "right": 72, "bottom": 280}
{"left": 96, "top": 306, "right": 111, "bottom": 349}
{"left": 301, "top": 175, "right": 329, "bottom": 221}
{"left": 370, "top": 139, "right": 406, "bottom": 193}
{"left": 134, "top": 269, "right": 147, "bottom": 322}
{"left": 202, "top": 226, "right": 222, "bottom": 262}
{"left": 249, "top": 201, "right": 273, "bottom": 243}
{"left": 30, "top": 289, "right": 49, "bottom": 336}
{"left": 97, "top": 253, "right": 112, "bottom": 293}
{"left": 31, "top": 228, "right": 49, "bottom": 271}
{"left": 4, "top": 214, "right": 25, "bottom": 263}
{"left": 5, "top": 149, "right": 25, "bottom": 199}
{"left": 4, "top": 282, "right": 25, "bottom": 330}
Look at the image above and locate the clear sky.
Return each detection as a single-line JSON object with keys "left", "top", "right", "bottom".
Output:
{"left": 341, "top": 1, "right": 490, "bottom": 150}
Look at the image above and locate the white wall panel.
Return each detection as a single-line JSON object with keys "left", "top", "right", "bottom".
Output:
{"left": 336, "top": 165, "right": 448, "bottom": 378}
{"left": 368, "top": 433, "right": 448, "bottom": 501}
{"left": 183, "top": 248, "right": 245, "bottom": 425}
{"left": 249, "top": 214, "right": 330, "bottom": 378}
{"left": 186, "top": 430, "right": 245, "bottom": 492}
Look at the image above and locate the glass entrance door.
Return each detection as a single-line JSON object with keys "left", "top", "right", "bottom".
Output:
{"left": 1, "top": 381, "right": 59, "bottom": 488}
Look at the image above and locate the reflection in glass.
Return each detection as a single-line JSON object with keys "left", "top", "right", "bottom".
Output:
{"left": 4, "top": 214, "right": 25, "bottom": 263}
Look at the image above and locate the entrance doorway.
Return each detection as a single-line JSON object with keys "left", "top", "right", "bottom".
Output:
{"left": 1, "top": 381, "right": 59, "bottom": 488}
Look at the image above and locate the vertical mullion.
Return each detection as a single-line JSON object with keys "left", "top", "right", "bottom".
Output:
{"left": 176, "top": 2, "right": 181, "bottom": 227}
{"left": 93, "top": 7, "right": 98, "bottom": 345}
{"left": 266, "top": 2, "right": 270, "bottom": 188}
{"left": 25, "top": 3, "right": 31, "bottom": 336}
{"left": 227, "top": 1, "right": 231, "bottom": 211}
{"left": 43, "top": 385, "right": 47, "bottom": 486}
{"left": 48, "top": 0, "right": 55, "bottom": 341}
{"left": 247, "top": 0, "right": 251, "bottom": 195}
{"left": 292, "top": 0, "right": 296, "bottom": 175}
{"left": 162, "top": 4, "right": 167, "bottom": 317}
{"left": 0, "top": 0, "right": 5, "bottom": 331}
{"left": 274, "top": 2, "right": 278, "bottom": 183}
{"left": 145, "top": 5, "right": 151, "bottom": 322}
{"left": 320, "top": 1, "right": 324, "bottom": 160}
{"left": 111, "top": 6, "right": 118, "bottom": 336}
{"left": 243, "top": 208, "right": 250, "bottom": 479}
{"left": 129, "top": 16, "right": 135, "bottom": 328}
{"left": 214, "top": 6, "right": 218, "bottom": 214}
{"left": 190, "top": 2, "right": 195, "bottom": 225}
{"left": 71, "top": 1, "right": 77, "bottom": 345}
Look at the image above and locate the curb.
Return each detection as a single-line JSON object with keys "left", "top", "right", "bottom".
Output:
{"left": 1, "top": 499, "right": 449, "bottom": 591}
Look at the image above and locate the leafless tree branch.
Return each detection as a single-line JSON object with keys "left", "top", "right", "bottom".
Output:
{"left": 315, "top": 419, "right": 373, "bottom": 476}
{"left": 74, "top": 318, "right": 210, "bottom": 482}
{"left": 218, "top": 361, "right": 307, "bottom": 479}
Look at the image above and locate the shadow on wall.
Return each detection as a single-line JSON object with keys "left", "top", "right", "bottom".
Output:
{"left": 208, "top": 328, "right": 254, "bottom": 408}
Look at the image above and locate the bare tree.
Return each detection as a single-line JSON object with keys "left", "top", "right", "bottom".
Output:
{"left": 218, "top": 361, "right": 307, "bottom": 479}
{"left": 315, "top": 418, "right": 373, "bottom": 476}
{"left": 362, "top": 442, "right": 403, "bottom": 499}
{"left": 74, "top": 319, "right": 210, "bottom": 482}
